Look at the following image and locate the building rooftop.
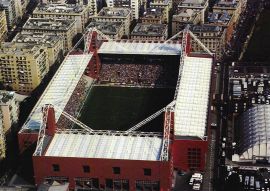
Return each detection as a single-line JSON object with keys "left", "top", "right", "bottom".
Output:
{"left": 173, "top": 9, "right": 200, "bottom": 22}
{"left": 98, "top": 41, "right": 181, "bottom": 55}
{"left": 97, "top": 7, "right": 131, "bottom": 17}
{"left": 214, "top": 0, "right": 238, "bottom": 8}
{"left": 44, "top": 132, "right": 163, "bottom": 161}
{"left": 0, "top": 91, "right": 15, "bottom": 105}
{"left": 20, "top": 54, "right": 92, "bottom": 132}
{"left": 23, "top": 18, "right": 76, "bottom": 31}
{"left": 189, "top": 24, "right": 223, "bottom": 33}
{"left": 229, "top": 63, "right": 270, "bottom": 111}
{"left": 238, "top": 105, "right": 270, "bottom": 160}
{"left": 207, "top": 12, "right": 231, "bottom": 26}
{"left": 0, "top": 0, "right": 12, "bottom": 7}
{"left": 180, "top": 0, "right": 207, "bottom": 7}
{"left": 34, "top": 3, "right": 86, "bottom": 14}
{"left": 87, "top": 21, "right": 123, "bottom": 35}
{"left": 174, "top": 56, "right": 212, "bottom": 138}
{"left": 13, "top": 32, "right": 63, "bottom": 47}
{"left": 0, "top": 9, "right": 5, "bottom": 17}
{"left": 142, "top": 8, "right": 164, "bottom": 18}
{"left": 131, "top": 23, "right": 167, "bottom": 37}
{"left": 0, "top": 42, "right": 43, "bottom": 55}
{"left": 150, "top": 0, "right": 170, "bottom": 5}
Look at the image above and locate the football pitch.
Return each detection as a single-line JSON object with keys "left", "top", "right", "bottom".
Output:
{"left": 78, "top": 86, "right": 175, "bottom": 132}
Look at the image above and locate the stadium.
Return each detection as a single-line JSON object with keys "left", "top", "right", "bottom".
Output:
{"left": 18, "top": 28, "right": 214, "bottom": 190}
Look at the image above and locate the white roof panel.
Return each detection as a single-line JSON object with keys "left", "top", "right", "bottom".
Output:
{"left": 174, "top": 56, "right": 212, "bottom": 138}
{"left": 21, "top": 54, "right": 92, "bottom": 131}
{"left": 239, "top": 105, "right": 270, "bottom": 160}
{"left": 45, "top": 133, "right": 163, "bottom": 161}
{"left": 98, "top": 42, "right": 181, "bottom": 55}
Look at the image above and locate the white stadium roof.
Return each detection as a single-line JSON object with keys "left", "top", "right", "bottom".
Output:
{"left": 174, "top": 56, "right": 212, "bottom": 138}
{"left": 45, "top": 133, "right": 163, "bottom": 161}
{"left": 21, "top": 54, "right": 92, "bottom": 131}
{"left": 239, "top": 105, "right": 270, "bottom": 160}
{"left": 98, "top": 41, "right": 181, "bottom": 55}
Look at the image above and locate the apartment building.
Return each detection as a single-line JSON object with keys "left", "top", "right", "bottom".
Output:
{"left": 41, "top": 0, "right": 97, "bottom": 15}
{"left": 213, "top": 0, "right": 243, "bottom": 43}
{"left": 41, "top": 0, "right": 65, "bottom": 3}
{"left": 87, "top": 20, "right": 125, "bottom": 39}
{"left": 20, "top": 0, "right": 30, "bottom": 15}
{"left": 206, "top": 11, "right": 235, "bottom": 44}
{"left": 130, "top": 23, "right": 168, "bottom": 40}
{"left": 0, "top": 42, "right": 49, "bottom": 94}
{"left": 106, "top": 0, "right": 142, "bottom": 20}
{"left": 33, "top": 3, "right": 90, "bottom": 33}
{"left": 189, "top": 24, "right": 226, "bottom": 60}
{"left": 0, "top": 91, "right": 19, "bottom": 133}
{"left": 94, "top": 7, "right": 132, "bottom": 36}
{"left": 140, "top": 8, "right": 166, "bottom": 24}
{"left": 22, "top": 18, "right": 77, "bottom": 51}
{"left": 0, "top": 0, "right": 16, "bottom": 30}
{"left": 88, "top": 0, "right": 97, "bottom": 16}
{"left": 0, "top": 112, "right": 4, "bottom": 160}
{"left": 13, "top": 32, "right": 64, "bottom": 67}
{"left": 177, "top": 0, "right": 208, "bottom": 24}
{"left": 0, "top": 10, "right": 7, "bottom": 42}
{"left": 149, "top": 0, "right": 171, "bottom": 24}
{"left": 213, "top": 0, "right": 242, "bottom": 16}
{"left": 0, "top": 91, "right": 19, "bottom": 160}
{"left": 172, "top": 8, "right": 201, "bottom": 35}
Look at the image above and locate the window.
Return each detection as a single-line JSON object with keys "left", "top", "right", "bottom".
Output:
{"left": 83, "top": 165, "right": 90, "bottom": 173}
{"left": 187, "top": 148, "right": 201, "bottom": 170}
{"left": 113, "top": 167, "right": 120, "bottom": 174}
{"left": 136, "top": 180, "right": 160, "bottom": 191}
{"left": 144, "top": 168, "right": 151, "bottom": 176}
{"left": 75, "top": 178, "right": 99, "bottom": 189}
{"left": 52, "top": 164, "right": 60, "bottom": 172}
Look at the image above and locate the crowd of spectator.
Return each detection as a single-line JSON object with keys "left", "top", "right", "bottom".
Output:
{"left": 57, "top": 78, "right": 88, "bottom": 129}
{"left": 98, "top": 63, "right": 178, "bottom": 87}
{"left": 55, "top": 61, "right": 179, "bottom": 128}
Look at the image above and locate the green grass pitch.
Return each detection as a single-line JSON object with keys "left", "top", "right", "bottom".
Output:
{"left": 78, "top": 86, "right": 175, "bottom": 132}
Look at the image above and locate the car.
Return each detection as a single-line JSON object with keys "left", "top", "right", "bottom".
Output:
{"left": 190, "top": 173, "right": 203, "bottom": 183}
{"left": 244, "top": 176, "right": 250, "bottom": 187}
{"left": 222, "top": 151, "right": 225, "bottom": 157}
{"left": 193, "top": 183, "right": 201, "bottom": 190}
{"left": 239, "top": 174, "right": 243, "bottom": 183}
{"left": 250, "top": 176, "right": 255, "bottom": 190}
{"left": 255, "top": 181, "right": 260, "bottom": 191}
{"left": 211, "top": 123, "right": 217, "bottom": 127}
{"left": 227, "top": 166, "right": 232, "bottom": 171}
{"left": 189, "top": 177, "right": 194, "bottom": 185}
